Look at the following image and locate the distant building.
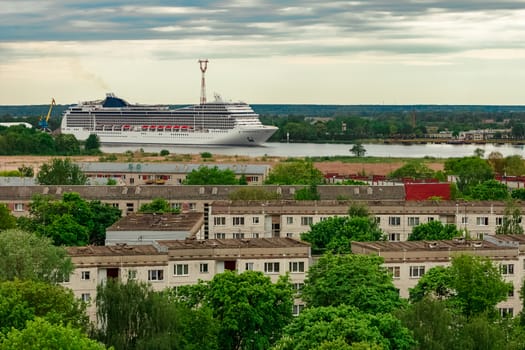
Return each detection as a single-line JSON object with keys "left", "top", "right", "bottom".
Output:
{"left": 352, "top": 234, "right": 524, "bottom": 316}
{"left": 0, "top": 122, "right": 32, "bottom": 128}
{"left": 63, "top": 238, "right": 311, "bottom": 320}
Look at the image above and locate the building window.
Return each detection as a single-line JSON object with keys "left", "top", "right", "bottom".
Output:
{"left": 264, "top": 262, "right": 280, "bottom": 273}
{"left": 389, "top": 233, "right": 400, "bottom": 241}
{"left": 293, "top": 283, "right": 304, "bottom": 293}
{"left": 461, "top": 217, "right": 468, "bottom": 224}
{"left": 476, "top": 217, "right": 489, "bottom": 226}
{"left": 427, "top": 217, "right": 434, "bottom": 222}
{"left": 171, "top": 203, "right": 182, "bottom": 210}
{"left": 81, "top": 271, "right": 90, "bottom": 280}
{"left": 252, "top": 233, "right": 260, "bottom": 238}
{"left": 81, "top": 293, "right": 91, "bottom": 302}
{"left": 128, "top": 270, "right": 137, "bottom": 280}
{"left": 289, "top": 261, "right": 305, "bottom": 273}
{"left": 14, "top": 203, "right": 24, "bottom": 211}
{"left": 215, "top": 233, "right": 226, "bottom": 239}
{"left": 286, "top": 232, "right": 294, "bottom": 238}
{"left": 500, "top": 308, "right": 514, "bottom": 317}
{"left": 301, "top": 217, "right": 313, "bottom": 226}
{"left": 409, "top": 266, "right": 425, "bottom": 278}
{"left": 174, "top": 264, "right": 189, "bottom": 276}
{"left": 387, "top": 266, "right": 401, "bottom": 279}
{"left": 234, "top": 232, "right": 245, "bottom": 239}
{"left": 407, "top": 217, "right": 420, "bottom": 226}
{"left": 233, "top": 217, "right": 245, "bottom": 226}
{"left": 292, "top": 304, "right": 305, "bottom": 316}
{"left": 286, "top": 217, "right": 294, "bottom": 225}
{"left": 496, "top": 217, "right": 503, "bottom": 226}
{"left": 200, "top": 263, "right": 209, "bottom": 273}
{"left": 111, "top": 203, "right": 119, "bottom": 208}
{"left": 214, "top": 217, "right": 226, "bottom": 225}
{"left": 148, "top": 269, "right": 164, "bottom": 281}
{"left": 374, "top": 217, "right": 381, "bottom": 224}
{"left": 509, "top": 287, "right": 515, "bottom": 297}
{"left": 388, "top": 217, "right": 401, "bottom": 226}
{"left": 252, "top": 217, "right": 260, "bottom": 224}
{"left": 245, "top": 262, "right": 254, "bottom": 271}
{"left": 501, "top": 263, "right": 514, "bottom": 275}
{"left": 126, "top": 202, "right": 134, "bottom": 213}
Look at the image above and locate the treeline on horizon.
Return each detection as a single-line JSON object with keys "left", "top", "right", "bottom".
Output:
{"left": 3, "top": 103, "right": 525, "bottom": 143}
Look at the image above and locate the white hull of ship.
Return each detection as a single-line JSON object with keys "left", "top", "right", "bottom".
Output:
{"left": 62, "top": 126, "right": 278, "bottom": 146}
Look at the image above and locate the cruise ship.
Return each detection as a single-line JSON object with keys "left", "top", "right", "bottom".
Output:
{"left": 60, "top": 94, "right": 277, "bottom": 146}
{"left": 60, "top": 61, "right": 278, "bottom": 146}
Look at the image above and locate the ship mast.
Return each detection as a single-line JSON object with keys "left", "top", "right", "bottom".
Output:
{"left": 198, "top": 59, "right": 209, "bottom": 105}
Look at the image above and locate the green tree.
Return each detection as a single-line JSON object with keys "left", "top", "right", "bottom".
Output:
{"left": 0, "top": 229, "right": 73, "bottom": 283}
{"left": 388, "top": 160, "right": 436, "bottom": 180}
{"left": 0, "top": 203, "right": 16, "bottom": 231}
{"left": 409, "top": 255, "right": 511, "bottom": 317}
{"left": 0, "top": 279, "right": 88, "bottom": 336}
{"left": 176, "top": 271, "right": 293, "bottom": 350}
{"left": 469, "top": 179, "right": 509, "bottom": 200}
{"left": 0, "top": 318, "right": 105, "bottom": 350}
{"left": 184, "top": 165, "right": 238, "bottom": 185}
{"left": 265, "top": 160, "right": 323, "bottom": 185}
{"left": 350, "top": 143, "right": 366, "bottom": 157}
{"left": 96, "top": 279, "right": 218, "bottom": 350}
{"left": 273, "top": 305, "right": 415, "bottom": 350}
{"left": 474, "top": 148, "right": 485, "bottom": 158}
{"left": 488, "top": 151, "right": 505, "bottom": 174}
{"left": 302, "top": 254, "right": 403, "bottom": 314}
{"left": 20, "top": 193, "right": 120, "bottom": 246}
{"left": 54, "top": 133, "right": 81, "bottom": 155}
{"left": 84, "top": 134, "right": 101, "bottom": 154}
{"left": 301, "top": 212, "right": 384, "bottom": 255}
{"left": 36, "top": 158, "right": 87, "bottom": 185}
{"left": 511, "top": 188, "right": 525, "bottom": 200}
{"left": 17, "top": 164, "right": 34, "bottom": 177}
{"left": 228, "top": 188, "right": 282, "bottom": 200}
{"left": 444, "top": 156, "right": 493, "bottom": 195}
{"left": 139, "top": 198, "right": 179, "bottom": 214}
{"left": 496, "top": 200, "right": 524, "bottom": 235}
{"left": 408, "top": 221, "right": 460, "bottom": 241}
{"left": 294, "top": 184, "right": 320, "bottom": 200}
{"left": 503, "top": 155, "right": 525, "bottom": 176}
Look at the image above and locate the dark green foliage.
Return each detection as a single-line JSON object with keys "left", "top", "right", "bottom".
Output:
{"left": 302, "top": 254, "right": 404, "bottom": 314}
{"left": 444, "top": 156, "right": 493, "bottom": 195}
{"left": 388, "top": 160, "right": 438, "bottom": 180}
{"left": 0, "top": 203, "right": 16, "bottom": 231}
{"left": 301, "top": 215, "right": 384, "bottom": 254}
{"left": 469, "top": 179, "right": 509, "bottom": 200}
{"left": 228, "top": 188, "right": 282, "bottom": 200}
{"left": 274, "top": 305, "right": 415, "bottom": 350}
{"left": 200, "top": 151, "right": 213, "bottom": 159}
{"left": 54, "top": 133, "right": 81, "bottom": 155}
{"left": 159, "top": 149, "right": 169, "bottom": 156}
{"left": 84, "top": 134, "right": 101, "bottom": 154}
{"left": 408, "top": 221, "right": 460, "bottom": 241}
{"left": 0, "top": 229, "right": 74, "bottom": 283}
{"left": 139, "top": 198, "right": 179, "bottom": 214}
{"left": 184, "top": 165, "right": 238, "bottom": 185}
{"left": 350, "top": 142, "right": 366, "bottom": 157}
{"left": 265, "top": 160, "right": 324, "bottom": 185}
{"left": 511, "top": 188, "right": 525, "bottom": 200}
{"left": 294, "top": 184, "right": 320, "bottom": 200}
{"left": 17, "top": 164, "right": 34, "bottom": 177}
{"left": 36, "top": 158, "right": 87, "bottom": 185}
{"left": 409, "top": 255, "right": 512, "bottom": 317}
{"left": 0, "top": 279, "right": 88, "bottom": 336}
{"left": 20, "top": 193, "right": 121, "bottom": 246}
{"left": 96, "top": 279, "right": 218, "bottom": 350}
{"left": 238, "top": 174, "right": 248, "bottom": 185}
{"left": 176, "top": 271, "right": 293, "bottom": 350}
{"left": 0, "top": 318, "right": 107, "bottom": 350}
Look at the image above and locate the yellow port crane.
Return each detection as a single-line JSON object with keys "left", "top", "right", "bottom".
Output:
{"left": 39, "top": 98, "right": 56, "bottom": 131}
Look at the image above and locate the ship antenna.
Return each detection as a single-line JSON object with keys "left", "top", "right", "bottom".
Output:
{"left": 198, "top": 59, "right": 209, "bottom": 104}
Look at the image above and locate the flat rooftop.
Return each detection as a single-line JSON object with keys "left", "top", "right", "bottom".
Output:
{"left": 158, "top": 237, "right": 310, "bottom": 250}
{"left": 108, "top": 212, "right": 203, "bottom": 232}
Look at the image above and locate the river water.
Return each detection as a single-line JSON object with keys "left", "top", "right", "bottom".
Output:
{"left": 101, "top": 142, "right": 525, "bottom": 159}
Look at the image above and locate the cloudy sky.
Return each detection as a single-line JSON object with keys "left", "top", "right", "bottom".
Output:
{"left": 1, "top": 0, "right": 525, "bottom": 105}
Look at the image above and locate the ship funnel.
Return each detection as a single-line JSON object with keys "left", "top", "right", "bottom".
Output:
{"left": 199, "top": 59, "right": 209, "bottom": 104}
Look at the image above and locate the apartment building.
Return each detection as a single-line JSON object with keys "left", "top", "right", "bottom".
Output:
{"left": 352, "top": 235, "right": 524, "bottom": 316}
{"left": 206, "top": 200, "right": 518, "bottom": 241}
{"left": 78, "top": 162, "right": 271, "bottom": 186}
{"left": 63, "top": 238, "right": 311, "bottom": 320}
